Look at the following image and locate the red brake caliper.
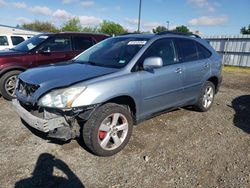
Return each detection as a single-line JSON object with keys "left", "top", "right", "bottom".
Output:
{"left": 99, "top": 131, "right": 107, "bottom": 140}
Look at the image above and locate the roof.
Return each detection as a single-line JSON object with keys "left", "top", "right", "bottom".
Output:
{"left": 118, "top": 31, "right": 201, "bottom": 40}
{"left": 118, "top": 33, "right": 155, "bottom": 39}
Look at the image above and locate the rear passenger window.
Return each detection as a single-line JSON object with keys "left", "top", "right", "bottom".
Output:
{"left": 0, "top": 36, "right": 9, "bottom": 46}
{"left": 142, "top": 39, "right": 177, "bottom": 66}
{"left": 73, "top": 36, "right": 95, "bottom": 51}
{"left": 196, "top": 43, "right": 211, "bottom": 59}
{"left": 176, "top": 38, "right": 198, "bottom": 62}
{"left": 11, "top": 36, "right": 25, "bottom": 45}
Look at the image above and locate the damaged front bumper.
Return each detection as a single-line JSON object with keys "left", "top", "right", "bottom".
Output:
{"left": 12, "top": 99, "right": 97, "bottom": 141}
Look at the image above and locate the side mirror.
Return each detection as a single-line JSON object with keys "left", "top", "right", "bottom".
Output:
{"left": 143, "top": 57, "right": 163, "bottom": 70}
{"left": 38, "top": 47, "right": 51, "bottom": 54}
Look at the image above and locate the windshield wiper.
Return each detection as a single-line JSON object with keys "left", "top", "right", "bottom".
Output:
{"left": 76, "top": 61, "right": 98, "bottom": 66}
{"left": 86, "top": 61, "right": 97, "bottom": 65}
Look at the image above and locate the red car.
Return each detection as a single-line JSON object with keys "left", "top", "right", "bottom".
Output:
{"left": 0, "top": 32, "right": 109, "bottom": 100}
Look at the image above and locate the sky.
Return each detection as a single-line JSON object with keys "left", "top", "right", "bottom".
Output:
{"left": 0, "top": 0, "right": 249, "bottom": 36}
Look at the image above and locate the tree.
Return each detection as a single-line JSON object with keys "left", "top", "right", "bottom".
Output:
{"left": 22, "top": 20, "right": 59, "bottom": 32}
{"left": 240, "top": 25, "right": 250, "bottom": 34}
{"left": 61, "top": 17, "right": 82, "bottom": 32}
{"left": 98, "top": 20, "right": 126, "bottom": 35}
{"left": 172, "top": 25, "right": 190, "bottom": 33}
{"left": 81, "top": 26, "right": 98, "bottom": 33}
{"left": 152, "top": 26, "right": 167, "bottom": 33}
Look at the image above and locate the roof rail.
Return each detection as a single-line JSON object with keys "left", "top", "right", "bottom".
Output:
{"left": 157, "top": 31, "right": 201, "bottom": 38}
{"left": 119, "top": 32, "right": 140, "bottom": 36}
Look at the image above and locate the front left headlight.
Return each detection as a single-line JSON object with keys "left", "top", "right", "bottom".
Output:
{"left": 38, "top": 86, "right": 86, "bottom": 108}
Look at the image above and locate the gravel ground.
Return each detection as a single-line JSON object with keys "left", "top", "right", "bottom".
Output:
{"left": 0, "top": 71, "right": 249, "bottom": 188}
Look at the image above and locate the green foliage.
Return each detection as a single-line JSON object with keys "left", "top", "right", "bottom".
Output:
{"left": 98, "top": 20, "right": 126, "bottom": 35}
{"left": 81, "top": 26, "right": 98, "bottom": 33}
{"left": 172, "top": 25, "right": 190, "bottom": 33}
{"left": 20, "top": 18, "right": 127, "bottom": 35}
{"left": 22, "top": 20, "right": 59, "bottom": 32}
{"left": 61, "top": 17, "right": 82, "bottom": 32}
{"left": 240, "top": 25, "right": 250, "bottom": 34}
{"left": 152, "top": 26, "right": 167, "bottom": 33}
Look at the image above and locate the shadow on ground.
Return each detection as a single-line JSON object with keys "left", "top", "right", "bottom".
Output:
{"left": 15, "top": 153, "right": 85, "bottom": 188}
{"left": 231, "top": 95, "right": 250, "bottom": 134}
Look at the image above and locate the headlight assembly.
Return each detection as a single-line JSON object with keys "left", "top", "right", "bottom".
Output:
{"left": 38, "top": 86, "right": 86, "bottom": 108}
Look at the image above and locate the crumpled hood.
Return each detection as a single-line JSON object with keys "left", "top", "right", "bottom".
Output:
{"left": 18, "top": 62, "right": 118, "bottom": 102}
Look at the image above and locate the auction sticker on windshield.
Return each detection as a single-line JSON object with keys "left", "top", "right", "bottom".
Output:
{"left": 127, "top": 41, "right": 147, "bottom": 45}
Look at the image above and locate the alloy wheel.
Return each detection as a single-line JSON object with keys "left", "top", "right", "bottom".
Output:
{"left": 98, "top": 113, "right": 129, "bottom": 151}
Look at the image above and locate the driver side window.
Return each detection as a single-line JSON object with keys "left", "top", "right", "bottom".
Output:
{"left": 41, "top": 37, "right": 71, "bottom": 52}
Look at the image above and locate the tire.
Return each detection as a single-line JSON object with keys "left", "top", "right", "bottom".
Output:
{"left": 0, "top": 70, "right": 22, "bottom": 100}
{"left": 194, "top": 81, "right": 215, "bottom": 112}
{"left": 82, "top": 103, "right": 133, "bottom": 156}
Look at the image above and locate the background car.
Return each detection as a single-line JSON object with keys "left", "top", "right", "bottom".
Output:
{"left": 0, "top": 34, "right": 34, "bottom": 50}
{"left": 0, "top": 32, "right": 109, "bottom": 100}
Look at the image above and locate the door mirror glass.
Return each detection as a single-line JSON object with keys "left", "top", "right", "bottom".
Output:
{"left": 143, "top": 57, "right": 163, "bottom": 70}
{"left": 38, "top": 47, "right": 51, "bottom": 54}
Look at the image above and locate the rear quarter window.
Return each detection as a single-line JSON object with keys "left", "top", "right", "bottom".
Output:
{"left": 196, "top": 42, "right": 212, "bottom": 59}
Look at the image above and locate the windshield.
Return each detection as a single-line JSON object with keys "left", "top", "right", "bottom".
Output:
{"left": 74, "top": 37, "right": 149, "bottom": 68}
{"left": 13, "top": 34, "right": 50, "bottom": 52}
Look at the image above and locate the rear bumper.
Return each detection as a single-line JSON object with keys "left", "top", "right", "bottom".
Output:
{"left": 12, "top": 99, "right": 74, "bottom": 141}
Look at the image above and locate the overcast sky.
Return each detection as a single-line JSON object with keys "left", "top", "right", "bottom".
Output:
{"left": 0, "top": 0, "right": 249, "bottom": 35}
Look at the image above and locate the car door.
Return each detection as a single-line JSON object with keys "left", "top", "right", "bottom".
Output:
{"left": 35, "top": 35, "right": 74, "bottom": 66}
{"left": 138, "top": 38, "right": 185, "bottom": 118}
{"left": 175, "top": 38, "right": 211, "bottom": 102}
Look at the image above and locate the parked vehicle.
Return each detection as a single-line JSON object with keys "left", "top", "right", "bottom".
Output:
{"left": 0, "top": 32, "right": 109, "bottom": 99}
{"left": 0, "top": 34, "right": 34, "bottom": 50}
{"left": 13, "top": 32, "right": 222, "bottom": 156}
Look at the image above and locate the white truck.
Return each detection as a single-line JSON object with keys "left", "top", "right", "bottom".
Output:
{"left": 0, "top": 34, "right": 34, "bottom": 50}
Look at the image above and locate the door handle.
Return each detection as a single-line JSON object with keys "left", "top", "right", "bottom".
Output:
{"left": 175, "top": 68, "right": 182, "bottom": 74}
{"left": 204, "top": 62, "right": 209, "bottom": 68}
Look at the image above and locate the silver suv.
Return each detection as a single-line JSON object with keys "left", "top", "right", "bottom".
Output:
{"left": 13, "top": 32, "right": 222, "bottom": 156}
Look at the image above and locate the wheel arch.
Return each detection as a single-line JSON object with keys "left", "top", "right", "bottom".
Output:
{"left": 207, "top": 76, "right": 219, "bottom": 93}
{"left": 104, "top": 95, "right": 137, "bottom": 123}
{"left": 0, "top": 66, "right": 26, "bottom": 78}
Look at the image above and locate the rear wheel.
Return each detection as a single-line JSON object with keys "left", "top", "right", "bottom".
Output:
{"left": 194, "top": 81, "right": 215, "bottom": 112}
{"left": 0, "top": 70, "right": 21, "bottom": 100}
{"left": 82, "top": 103, "right": 133, "bottom": 156}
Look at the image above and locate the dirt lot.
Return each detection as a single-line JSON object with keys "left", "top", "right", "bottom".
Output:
{"left": 0, "top": 71, "right": 249, "bottom": 188}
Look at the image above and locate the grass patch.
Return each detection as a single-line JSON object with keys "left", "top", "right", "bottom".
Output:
{"left": 223, "top": 65, "right": 250, "bottom": 74}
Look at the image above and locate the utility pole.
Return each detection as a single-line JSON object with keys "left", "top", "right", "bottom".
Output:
{"left": 137, "top": 0, "right": 142, "bottom": 33}
{"left": 166, "top": 21, "right": 169, "bottom": 30}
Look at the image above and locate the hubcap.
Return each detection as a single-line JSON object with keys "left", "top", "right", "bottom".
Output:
{"left": 202, "top": 86, "right": 214, "bottom": 108}
{"left": 5, "top": 75, "right": 17, "bottom": 97}
{"left": 98, "top": 113, "right": 129, "bottom": 151}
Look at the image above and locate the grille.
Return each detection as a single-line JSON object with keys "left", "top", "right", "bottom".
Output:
{"left": 17, "top": 79, "right": 40, "bottom": 97}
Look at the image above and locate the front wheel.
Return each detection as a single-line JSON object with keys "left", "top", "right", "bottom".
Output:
{"left": 82, "top": 103, "right": 133, "bottom": 156}
{"left": 194, "top": 81, "right": 215, "bottom": 112}
{"left": 0, "top": 70, "right": 21, "bottom": 100}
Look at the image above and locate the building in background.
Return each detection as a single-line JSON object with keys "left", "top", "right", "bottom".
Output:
{"left": 0, "top": 24, "right": 41, "bottom": 50}
{"left": 0, "top": 24, "right": 40, "bottom": 35}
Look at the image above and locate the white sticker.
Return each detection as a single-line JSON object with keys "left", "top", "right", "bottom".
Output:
{"left": 39, "top": 35, "right": 49, "bottom": 39}
{"left": 119, "top": 60, "right": 126, "bottom": 64}
{"left": 27, "top": 43, "right": 35, "bottom": 50}
{"left": 128, "top": 41, "right": 147, "bottom": 45}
